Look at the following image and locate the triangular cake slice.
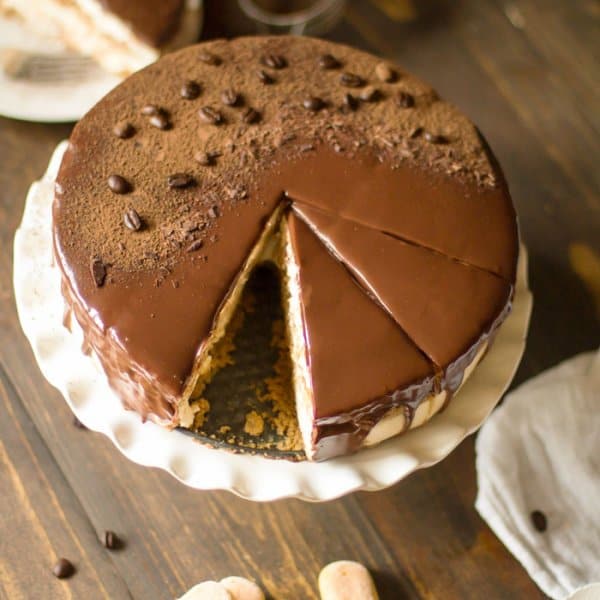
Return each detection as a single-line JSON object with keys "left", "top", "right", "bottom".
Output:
{"left": 281, "top": 212, "right": 437, "bottom": 460}
{"left": 293, "top": 203, "right": 512, "bottom": 390}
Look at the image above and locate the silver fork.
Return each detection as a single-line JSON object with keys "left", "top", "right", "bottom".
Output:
{"left": 0, "top": 48, "right": 99, "bottom": 83}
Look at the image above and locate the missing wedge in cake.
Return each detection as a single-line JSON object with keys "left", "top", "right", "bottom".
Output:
{"left": 178, "top": 203, "right": 287, "bottom": 429}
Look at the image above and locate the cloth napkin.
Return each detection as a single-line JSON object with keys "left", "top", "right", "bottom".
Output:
{"left": 475, "top": 349, "right": 600, "bottom": 600}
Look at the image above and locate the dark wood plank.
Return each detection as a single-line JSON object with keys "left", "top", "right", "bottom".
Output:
{"left": 0, "top": 364, "right": 132, "bottom": 599}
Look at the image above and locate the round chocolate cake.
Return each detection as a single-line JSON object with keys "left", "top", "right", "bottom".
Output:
{"left": 53, "top": 36, "right": 518, "bottom": 461}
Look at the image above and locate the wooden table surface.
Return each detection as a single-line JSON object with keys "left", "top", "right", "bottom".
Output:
{"left": 1, "top": 1, "right": 598, "bottom": 598}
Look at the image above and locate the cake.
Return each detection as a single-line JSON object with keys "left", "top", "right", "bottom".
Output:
{"left": 52, "top": 36, "right": 518, "bottom": 461}
{"left": 1, "top": 0, "right": 202, "bottom": 75}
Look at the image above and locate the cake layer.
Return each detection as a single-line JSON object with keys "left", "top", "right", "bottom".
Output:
{"left": 284, "top": 213, "right": 436, "bottom": 459}
{"left": 293, "top": 203, "right": 512, "bottom": 372}
{"left": 52, "top": 37, "right": 518, "bottom": 454}
{"left": 98, "top": 0, "right": 185, "bottom": 47}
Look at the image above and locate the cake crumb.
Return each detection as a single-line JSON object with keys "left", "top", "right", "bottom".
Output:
{"left": 244, "top": 411, "right": 265, "bottom": 436}
{"left": 192, "top": 398, "right": 211, "bottom": 429}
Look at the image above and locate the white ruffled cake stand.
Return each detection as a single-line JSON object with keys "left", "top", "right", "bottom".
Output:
{"left": 13, "top": 142, "right": 533, "bottom": 502}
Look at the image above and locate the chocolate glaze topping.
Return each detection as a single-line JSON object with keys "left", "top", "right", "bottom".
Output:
{"left": 293, "top": 203, "right": 512, "bottom": 369}
{"left": 99, "top": 0, "right": 185, "bottom": 47}
{"left": 53, "top": 37, "right": 518, "bottom": 455}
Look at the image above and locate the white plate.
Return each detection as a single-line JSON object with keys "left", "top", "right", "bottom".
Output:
{"left": 0, "top": 15, "right": 122, "bottom": 123}
{"left": 13, "top": 142, "right": 533, "bottom": 502}
{"left": 0, "top": 1, "right": 203, "bottom": 123}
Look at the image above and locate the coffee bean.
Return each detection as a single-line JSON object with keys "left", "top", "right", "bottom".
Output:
{"left": 186, "top": 239, "right": 204, "bottom": 253}
{"left": 198, "top": 106, "right": 223, "bottom": 125}
{"left": 180, "top": 80, "right": 201, "bottom": 100}
{"left": 113, "top": 121, "right": 135, "bottom": 139}
{"left": 90, "top": 257, "right": 107, "bottom": 287}
{"left": 257, "top": 69, "right": 274, "bottom": 84}
{"left": 375, "top": 62, "right": 397, "bottom": 83}
{"left": 424, "top": 131, "right": 448, "bottom": 144}
{"left": 303, "top": 96, "right": 325, "bottom": 112}
{"left": 107, "top": 174, "right": 130, "bottom": 194}
{"left": 343, "top": 93, "right": 359, "bottom": 111}
{"left": 52, "top": 558, "right": 75, "bottom": 579}
{"left": 262, "top": 53, "right": 287, "bottom": 69}
{"left": 198, "top": 51, "right": 221, "bottom": 65}
{"left": 242, "top": 107, "right": 261, "bottom": 124}
{"left": 531, "top": 510, "right": 547, "bottom": 532}
{"left": 103, "top": 530, "right": 121, "bottom": 550}
{"left": 140, "top": 104, "right": 161, "bottom": 116}
{"left": 167, "top": 173, "right": 196, "bottom": 189}
{"left": 359, "top": 86, "right": 381, "bottom": 102}
{"left": 194, "top": 151, "right": 215, "bottom": 166}
{"left": 395, "top": 91, "right": 414, "bottom": 108}
{"left": 149, "top": 113, "right": 170, "bottom": 130}
{"left": 221, "top": 89, "right": 240, "bottom": 107}
{"left": 73, "top": 416, "right": 87, "bottom": 429}
{"left": 340, "top": 72, "right": 365, "bottom": 88}
{"left": 123, "top": 208, "right": 142, "bottom": 231}
{"left": 318, "top": 53, "right": 340, "bottom": 70}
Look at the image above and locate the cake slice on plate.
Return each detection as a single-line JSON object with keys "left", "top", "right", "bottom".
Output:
{"left": 1, "top": 0, "right": 202, "bottom": 74}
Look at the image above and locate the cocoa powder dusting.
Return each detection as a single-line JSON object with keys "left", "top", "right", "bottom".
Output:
{"left": 55, "top": 37, "right": 499, "bottom": 279}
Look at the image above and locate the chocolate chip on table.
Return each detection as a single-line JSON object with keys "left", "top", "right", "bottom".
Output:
{"left": 359, "top": 86, "right": 381, "bottom": 102}
{"left": 395, "top": 91, "right": 414, "bottom": 108}
{"left": 423, "top": 131, "right": 448, "bottom": 144}
{"left": 198, "top": 51, "right": 221, "bottom": 65}
{"left": 531, "top": 510, "right": 547, "bottom": 532}
{"left": 186, "top": 239, "right": 204, "bottom": 253}
{"left": 242, "top": 107, "right": 261, "bottom": 124}
{"left": 198, "top": 106, "right": 223, "bottom": 125}
{"left": 72, "top": 416, "right": 87, "bottom": 429}
{"left": 107, "top": 174, "right": 130, "bottom": 194}
{"left": 123, "top": 208, "right": 142, "bottom": 231}
{"left": 340, "top": 72, "right": 365, "bottom": 88}
{"left": 149, "top": 113, "right": 171, "bottom": 130}
{"left": 257, "top": 69, "right": 274, "bottom": 84}
{"left": 103, "top": 530, "right": 121, "bottom": 550}
{"left": 221, "top": 89, "right": 240, "bottom": 107}
{"left": 261, "top": 53, "right": 287, "bottom": 69}
{"left": 52, "top": 558, "right": 75, "bottom": 579}
{"left": 167, "top": 173, "right": 196, "bottom": 189}
{"left": 303, "top": 96, "right": 325, "bottom": 112}
{"left": 318, "top": 53, "right": 340, "bottom": 70}
{"left": 90, "top": 257, "right": 107, "bottom": 287}
{"left": 113, "top": 121, "right": 135, "bottom": 139}
{"left": 375, "top": 62, "right": 397, "bottom": 83}
{"left": 180, "top": 80, "right": 201, "bottom": 100}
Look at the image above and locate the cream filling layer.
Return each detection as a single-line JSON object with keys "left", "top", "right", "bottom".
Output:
{"left": 363, "top": 341, "right": 488, "bottom": 446}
